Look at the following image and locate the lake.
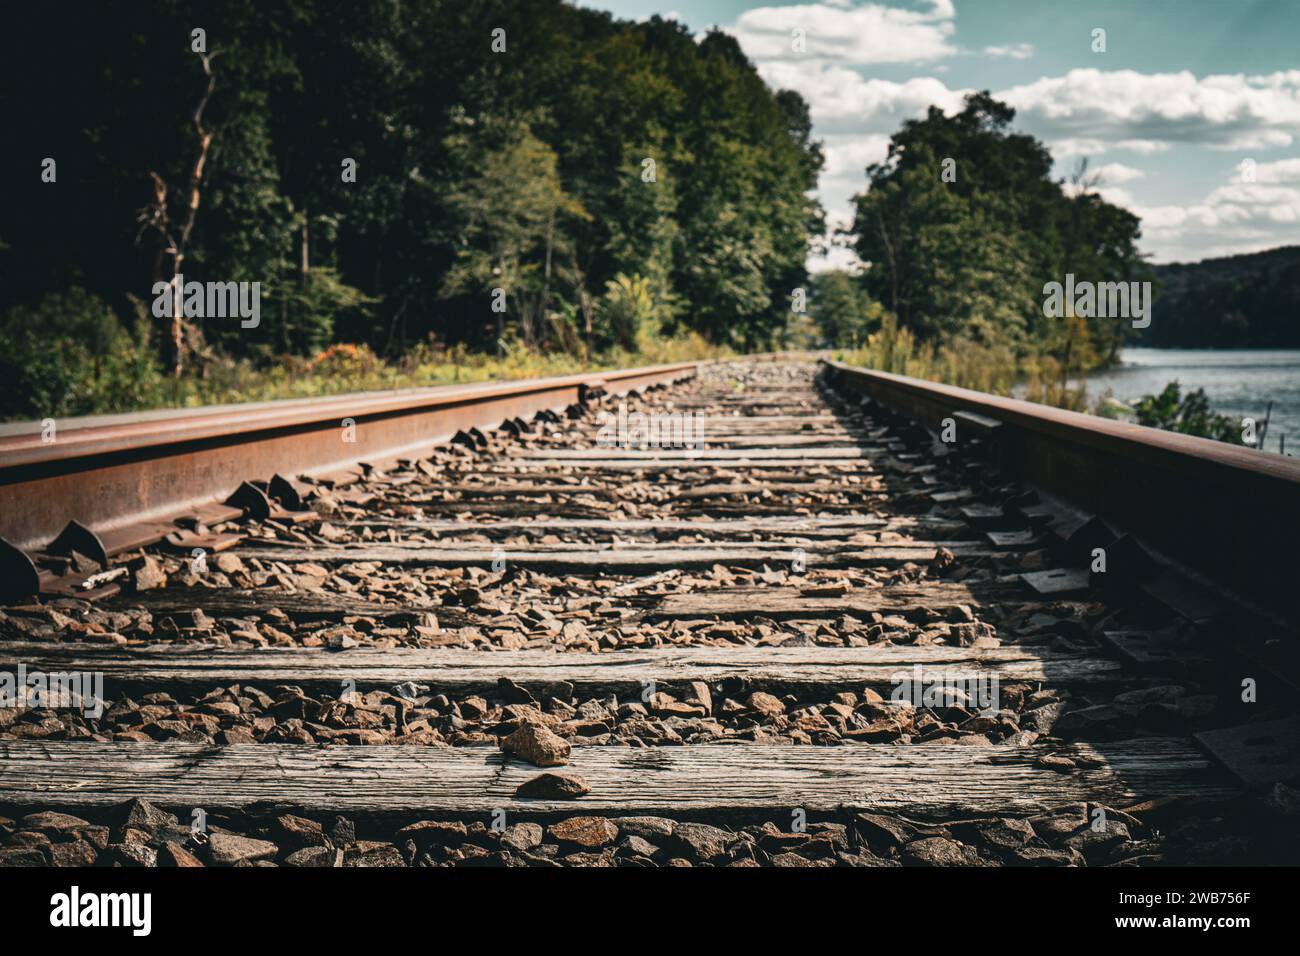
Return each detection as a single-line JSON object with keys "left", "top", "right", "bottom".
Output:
{"left": 1082, "top": 349, "right": 1300, "bottom": 454}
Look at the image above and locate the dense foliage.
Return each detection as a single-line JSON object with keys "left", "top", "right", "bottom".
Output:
{"left": 0, "top": 0, "right": 821, "bottom": 417}
{"left": 1132, "top": 382, "right": 1244, "bottom": 444}
{"left": 847, "top": 93, "right": 1148, "bottom": 372}
{"left": 1142, "top": 247, "right": 1300, "bottom": 348}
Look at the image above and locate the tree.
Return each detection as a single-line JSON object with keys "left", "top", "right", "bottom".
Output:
{"left": 440, "top": 114, "right": 590, "bottom": 352}
{"left": 848, "top": 92, "right": 1145, "bottom": 367}
{"left": 810, "top": 270, "right": 884, "bottom": 348}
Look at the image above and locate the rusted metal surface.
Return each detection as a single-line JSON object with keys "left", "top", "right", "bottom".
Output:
{"left": 821, "top": 359, "right": 1300, "bottom": 621}
{"left": 0, "top": 362, "right": 698, "bottom": 555}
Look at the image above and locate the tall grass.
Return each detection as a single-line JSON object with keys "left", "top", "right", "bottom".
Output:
{"left": 834, "top": 315, "right": 1090, "bottom": 411}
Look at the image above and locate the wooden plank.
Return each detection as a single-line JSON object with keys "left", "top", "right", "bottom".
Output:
{"left": 670, "top": 433, "right": 870, "bottom": 448}
{"left": 516, "top": 447, "right": 874, "bottom": 460}
{"left": 0, "top": 738, "right": 1237, "bottom": 818}
{"left": 247, "top": 540, "right": 982, "bottom": 556}
{"left": 237, "top": 543, "right": 990, "bottom": 571}
{"left": 0, "top": 642, "right": 1129, "bottom": 696}
{"left": 674, "top": 482, "right": 877, "bottom": 498}
{"left": 478, "top": 459, "right": 876, "bottom": 472}
{"left": 410, "top": 483, "right": 621, "bottom": 498}
{"left": 338, "top": 515, "right": 962, "bottom": 536}
{"left": 99, "top": 588, "right": 459, "bottom": 624}
{"left": 678, "top": 415, "right": 843, "bottom": 425}
{"left": 651, "top": 583, "right": 1017, "bottom": 619}
{"left": 408, "top": 480, "right": 881, "bottom": 499}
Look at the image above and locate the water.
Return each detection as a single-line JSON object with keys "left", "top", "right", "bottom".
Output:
{"left": 1082, "top": 349, "right": 1300, "bottom": 454}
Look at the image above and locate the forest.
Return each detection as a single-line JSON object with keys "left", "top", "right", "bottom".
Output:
{"left": 1139, "top": 247, "right": 1300, "bottom": 349}
{"left": 1, "top": 0, "right": 1153, "bottom": 420}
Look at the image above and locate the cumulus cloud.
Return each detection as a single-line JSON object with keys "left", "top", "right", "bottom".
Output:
{"left": 1091, "top": 162, "right": 1146, "bottom": 185}
{"left": 1247, "top": 157, "right": 1300, "bottom": 182}
{"left": 821, "top": 134, "right": 893, "bottom": 178}
{"left": 730, "top": 1, "right": 957, "bottom": 64}
{"left": 1000, "top": 69, "right": 1300, "bottom": 152}
{"left": 1132, "top": 182, "right": 1300, "bottom": 261}
{"left": 817, "top": 134, "right": 892, "bottom": 218}
{"left": 984, "top": 43, "right": 1033, "bottom": 60}
{"left": 721, "top": 11, "right": 1300, "bottom": 265}
{"left": 1050, "top": 138, "right": 1171, "bottom": 157}
{"left": 758, "top": 62, "right": 966, "bottom": 132}
{"left": 760, "top": 64, "right": 1300, "bottom": 157}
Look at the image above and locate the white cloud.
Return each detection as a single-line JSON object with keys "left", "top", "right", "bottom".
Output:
{"left": 1001, "top": 69, "right": 1300, "bottom": 153}
{"left": 1131, "top": 182, "right": 1300, "bottom": 261}
{"left": 758, "top": 62, "right": 966, "bottom": 132}
{"left": 730, "top": 1, "right": 957, "bottom": 64}
{"left": 1063, "top": 163, "right": 1145, "bottom": 205}
{"left": 1092, "top": 162, "right": 1145, "bottom": 185}
{"left": 1051, "top": 138, "right": 1171, "bottom": 157}
{"left": 817, "top": 134, "right": 892, "bottom": 222}
{"left": 727, "top": 26, "right": 1300, "bottom": 265}
{"left": 821, "top": 134, "right": 893, "bottom": 178}
{"left": 984, "top": 43, "right": 1033, "bottom": 60}
{"left": 760, "top": 65, "right": 1300, "bottom": 157}
{"left": 1248, "top": 157, "right": 1300, "bottom": 182}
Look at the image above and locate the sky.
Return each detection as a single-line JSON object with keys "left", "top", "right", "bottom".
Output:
{"left": 581, "top": 0, "right": 1300, "bottom": 270}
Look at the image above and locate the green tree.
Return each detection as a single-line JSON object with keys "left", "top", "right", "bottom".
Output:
{"left": 441, "top": 114, "right": 590, "bottom": 352}
{"left": 849, "top": 92, "right": 1144, "bottom": 367}
{"left": 810, "top": 271, "right": 884, "bottom": 348}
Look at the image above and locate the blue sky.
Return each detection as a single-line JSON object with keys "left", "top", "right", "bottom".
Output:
{"left": 581, "top": 0, "right": 1300, "bottom": 269}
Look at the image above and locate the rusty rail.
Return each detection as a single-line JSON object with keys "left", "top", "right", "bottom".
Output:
{"left": 0, "top": 361, "right": 699, "bottom": 594}
{"left": 820, "top": 359, "right": 1300, "bottom": 629}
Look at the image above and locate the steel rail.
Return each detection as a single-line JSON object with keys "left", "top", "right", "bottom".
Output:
{"left": 0, "top": 361, "right": 699, "bottom": 562}
{"left": 820, "top": 359, "right": 1300, "bottom": 623}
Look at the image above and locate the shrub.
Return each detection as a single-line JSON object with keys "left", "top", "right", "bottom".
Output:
{"left": 0, "top": 288, "right": 167, "bottom": 419}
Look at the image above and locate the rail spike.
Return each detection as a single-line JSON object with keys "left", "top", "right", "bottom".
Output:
{"left": 224, "top": 481, "right": 273, "bottom": 521}
{"left": 46, "top": 520, "right": 109, "bottom": 570}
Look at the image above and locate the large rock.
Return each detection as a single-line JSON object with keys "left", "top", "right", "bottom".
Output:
{"left": 131, "top": 555, "right": 168, "bottom": 591}
{"left": 207, "top": 832, "right": 279, "bottom": 866}
{"left": 20, "top": 811, "right": 93, "bottom": 835}
{"left": 548, "top": 816, "right": 619, "bottom": 849}
{"left": 49, "top": 841, "right": 99, "bottom": 866}
{"left": 275, "top": 814, "right": 330, "bottom": 849}
{"left": 515, "top": 771, "right": 590, "bottom": 799}
{"left": 500, "top": 823, "right": 544, "bottom": 852}
{"left": 284, "top": 846, "right": 343, "bottom": 867}
{"left": 747, "top": 692, "right": 786, "bottom": 718}
{"left": 0, "top": 847, "right": 47, "bottom": 866}
{"left": 615, "top": 817, "right": 676, "bottom": 840}
{"left": 853, "top": 812, "right": 917, "bottom": 849}
{"left": 396, "top": 820, "right": 468, "bottom": 849}
{"left": 901, "top": 837, "right": 984, "bottom": 866}
{"left": 501, "top": 724, "right": 570, "bottom": 767}
{"left": 669, "top": 822, "right": 734, "bottom": 861}
{"left": 159, "top": 842, "right": 204, "bottom": 867}
{"left": 684, "top": 681, "right": 713, "bottom": 715}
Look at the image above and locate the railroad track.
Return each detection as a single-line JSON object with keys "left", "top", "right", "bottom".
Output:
{"left": 1, "top": 357, "right": 1297, "bottom": 868}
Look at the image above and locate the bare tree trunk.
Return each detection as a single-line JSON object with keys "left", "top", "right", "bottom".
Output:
{"left": 137, "top": 51, "right": 221, "bottom": 378}
{"left": 300, "top": 209, "right": 310, "bottom": 279}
